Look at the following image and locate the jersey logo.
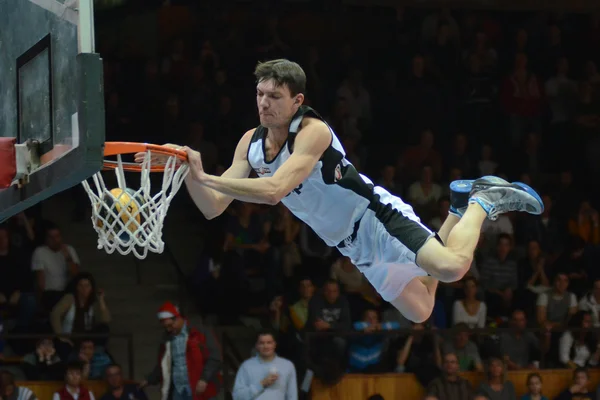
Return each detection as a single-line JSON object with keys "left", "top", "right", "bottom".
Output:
{"left": 334, "top": 164, "right": 343, "bottom": 182}
{"left": 254, "top": 166, "right": 271, "bottom": 175}
{"left": 286, "top": 183, "right": 303, "bottom": 197}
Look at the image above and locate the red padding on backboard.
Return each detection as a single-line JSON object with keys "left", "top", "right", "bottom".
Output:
{"left": 0, "top": 138, "right": 17, "bottom": 189}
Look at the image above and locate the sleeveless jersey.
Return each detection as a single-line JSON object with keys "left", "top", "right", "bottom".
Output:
{"left": 247, "top": 106, "right": 376, "bottom": 246}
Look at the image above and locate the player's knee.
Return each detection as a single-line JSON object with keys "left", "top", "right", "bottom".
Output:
{"left": 436, "top": 253, "right": 471, "bottom": 283}
{"left": 408, "top": 298, "right": 434, "bottom": 323}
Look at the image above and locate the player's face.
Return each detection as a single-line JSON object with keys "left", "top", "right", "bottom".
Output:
{"left": 256, "top": 79, "right": 301, "bottom": 129}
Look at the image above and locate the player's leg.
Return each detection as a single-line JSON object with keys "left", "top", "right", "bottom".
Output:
{"left": 415, "top": 177, "right": 544, "bottom": 282}
{"left": 390, "top": 276, "right": 438, "bottom": 323}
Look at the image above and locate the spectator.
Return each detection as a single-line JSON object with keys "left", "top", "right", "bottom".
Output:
{"left": 427, "top": 352, "right": 473, "bottom": 400}
{"left": 0, "top": 224, "right": 35, "bottom": 323}
{"left": 545, "top": 57, "right": 578, "bottom": 125}
{"left": 265, "top": 204, "right": 301, "bottom": 286}
{"left": 289, "top": 278, "right": 314, "bottom": 332}
{"left": 395, "top": 322, "right": 442, "bottom": 375}
{"left": 376, "top": 165, "right": 401, "bottom": 196}
{"left": 500, "top": 310, "right": 540, "bottom": 370}
{"left": 407, "top": 165, "right": 443, "bottom": 221}
{"left": 141, "top": 302, "right": 221, "bottom": 400}
{"left": 500, "top": 53, "right": 543, "bottom": 147}
{"left": 555, "top": 367, "right": 596, "bottom": 400}
{"left": 22, "top": 338, "right": 64, "bottom": 380}
{"left": 399, "top": 129, "right": 443, "bottom": 184}
{"left": 32, "top": 224, "right": 80, "bottom": 313}
{"left": 330, "top": 256, "right": 369, "bottom": 318}
{"left": 558, "top": 311, "right": 600, "bottom": 368}
{"left": 100, "top": 364, "right": 148, "bottom": 400}
{"left": 0, "top": 371, "right": 37, "bottom": 400}
{"left": 50, "top": 273, "right": 110, "bottom": 351}
{"left": 441, "top": 323, "right": 483, "bottom": 372}
{"left": 348, "top": 309, "right": 400, "bottom": 373}
{"left": 536, "top": 272, "right": 577, "bottom": 329}
{"left": 72, "top": 339, "right": 113, "bottom": 380}
{"left": 478, "top": 145, "right": 499, "bottom": 177}
{"left": 452, "top": 277, "right": 487, "bottom": 329}
{"left": 429, "top": 197, "right": 450, "bottom": 232}
{"left": 568, "top": 200, "right": 600, "bottom": 245}
{"left": 232, "top": 330, "right": 297, "bottom": 400}
{"left": 477, "top": 357, "right": 517, "bottom": 400}
{"left": 516, "top": 239, "right": 551, "bottom": 314}
{"left": 336, "top": 66, "right": 372, "bottom": 129}
{"left": 480, "top": 234, "right": 518, "bottom": 318}
{"left": 578, "top": 279, "right": 600, "bottom": 327}
{"left": 53, "top": 361, "right": 95, "bottom": 400}
{"left": 520, "top": 373, "right": 548, "bottom": 400}
{"left": 519, "top": 194, "right": 562, "bottom": 255}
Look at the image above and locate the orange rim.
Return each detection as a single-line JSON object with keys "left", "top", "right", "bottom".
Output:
{"left": 102, "top": 142, "right": 188, "bottom": 172}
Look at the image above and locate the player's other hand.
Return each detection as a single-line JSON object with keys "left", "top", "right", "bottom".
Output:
{"left": 182, "top": 146, "right": 206, "bottom": 182}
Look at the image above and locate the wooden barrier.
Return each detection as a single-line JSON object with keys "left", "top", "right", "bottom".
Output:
{"left": 311, "top": 370, "right": 600, "bottom": 400}
{"left": 15, "top": 381, "right": 109, "bottom": 400}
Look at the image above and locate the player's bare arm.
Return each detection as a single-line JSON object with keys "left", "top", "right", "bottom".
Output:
{"left": 183, "top": 130, "right": 254, "bottom": 219}
{"left": 193, "top": 117, "right": 331, "bottom": 205}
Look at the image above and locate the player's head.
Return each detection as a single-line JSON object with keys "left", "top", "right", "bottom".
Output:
{"left": 254, "top": 59, "right": 306, "bottom": 128}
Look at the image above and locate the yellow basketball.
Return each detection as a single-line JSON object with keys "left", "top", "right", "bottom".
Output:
{"left": 96, "top": 188, "right": 145, "bottom": 240}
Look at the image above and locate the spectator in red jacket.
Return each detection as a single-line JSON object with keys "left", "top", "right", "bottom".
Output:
{"left": 141, "top": 302, "right": 222, "bottom": 400}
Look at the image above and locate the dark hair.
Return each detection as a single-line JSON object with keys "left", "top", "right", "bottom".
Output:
{"left": 69, "top": 272, "right": 98, "bottom": 310}
{"left": 463, "top": 276, "right": 478, "bottom": 287}
{"left": 104, "top": 363, "right": 122, "bottom": 378}
{"left": 526, "top": 372, "right": 542, "bottom": 384}
{"left": 255, "top": 329, "right": 277, "bottom": 343}
{"left": 573, "top": 367, "right": 588, "bottom": 379}
{"left": 367, "top": 395, "right": 385, "bottom": 400}
{"left": 0, "top": 370, "right": 15, "bottom": 386}
{"left": 66, "top": 360, "right": 84, "bottom": 372}
{"left": 254, "top": 59, "right": 306, "bottom": 96}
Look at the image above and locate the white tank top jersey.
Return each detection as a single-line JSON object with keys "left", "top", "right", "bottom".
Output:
{"left": 247, "top": 106, "right": 375, "bottom": 246}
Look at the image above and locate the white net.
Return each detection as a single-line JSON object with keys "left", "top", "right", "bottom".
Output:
{"left": 81, "top": 151, "right": 189, "bottom": 259}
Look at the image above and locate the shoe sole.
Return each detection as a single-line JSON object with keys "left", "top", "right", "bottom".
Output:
{"left": 513, "top": 182, "right": 545, "bottom": 214}
{"left": 450, "top": 176, "right": 509, "bottom": 211}
{"left": 472, "top": 180, "right": 544, "bottom": 215}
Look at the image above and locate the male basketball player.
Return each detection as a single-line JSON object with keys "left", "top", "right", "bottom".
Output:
{"left": 140, "top": 59, "right": 543, "bottom": 323}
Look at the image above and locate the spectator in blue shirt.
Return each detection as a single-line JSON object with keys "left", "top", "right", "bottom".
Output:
{"left": 349, "top": 309, "right": 399, "bottom": 372}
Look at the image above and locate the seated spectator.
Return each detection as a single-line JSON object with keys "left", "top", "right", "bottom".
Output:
{"left": 32, "top": 224, "right": 80, "bottom": 313}
{"left": 480, "top": 234, "right": 518, "bottom": 319}
{"left": 500, "top": 310, "right": 540, "bottom": 370}
{"left": 429, "top": 197, "right": 450, "bottom": 232}
{"left": 72, "top": 339, "right": 112, "bottom": 380}
{"left": 568, "top": 200, "right": 600, "bottom": 245}
{"left": 100, "top": 364, "right": 148, "bottom": 400}
{"left": 376, "top": 165, "right": 401, "bottom": 196}
{"left": 427, "top": 352, "right": 473, "bottom": 400}
{"left": 0, "top": 225, "right": 33, "bottom": 320}
{"left": 555, "top": 367, "right": 596, "bottom": 400}
{"left": 452, "top": 277, "right": 487, "bottom": 328}
{"left": 53, "top": 361, "right": 96, "bottom": 400}
{"left": 330, "top": 256, "right": 370, "bottom": 318}
{"left": 0, "top": 371, "right": 37, "bottom": 400}
{"left": 578, "top": 279, "right": 600, "bottom": 327}
{"left": 306, "top": 280, "right": 351, "bottom": 365}
{"left": 349, "top": 309, "right": 400, "bottom": 373}
{"left": 516, "top": 240, "right": 551, "bottom": 314}
{"left": 407, "top": 165, "right": 442, "bottom": 222}
{"left": 536, "top": 272, "right": 577, "bottom": 329}
{"left": 442, "top": 323, "right": 483, "bottom": 372}
{"left": 518, "top": 195, "right": 562, "bottom": 256}
{"left": 51, "top": 273, "right": 110, "bottom": 356}
{"left": 554, "top": 236, "right": 589, "bottom": 297}
{"left": 477, "top": 358, "right": 517, "bottom": 400}
{"left": 289, "top": 278, "right": 314, "bottom": 332}
{"left": 478, "top": 145, "right": 498, "bottom": 177}
{"left": 22, "top": 338, "right": 64, "bottom": 380}
{"left": 558, "top": 311, "right": 600, "bottom": 368}
{"left": 265, "top": 204, "right": 301, "bottom": 287}
{"left": 395, "top": 322, "right": 441, "bottom": 383}
{"left": 223, "top": 202, "right": 270, "bottom": 270}
{"left": 520, "top": 372, "right": 548, "bottom": 400}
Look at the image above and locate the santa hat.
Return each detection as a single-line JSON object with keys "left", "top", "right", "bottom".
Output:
{"left": 157, "top": 301, "right": 181, "bottom": 320}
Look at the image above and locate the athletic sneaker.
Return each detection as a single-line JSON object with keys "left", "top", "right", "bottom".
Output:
{"left": 469, "top": 178, "right": 544, "bottom": 221}
{"left": 449, "top": 176, "right": 510, "bottom": 218}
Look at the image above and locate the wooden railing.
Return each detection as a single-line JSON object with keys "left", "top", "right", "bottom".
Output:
{"left": 311, "top": 370, "right": 600, "bottom": 400}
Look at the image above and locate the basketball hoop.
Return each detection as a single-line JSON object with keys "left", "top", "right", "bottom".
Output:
{"left": 81, "top": 142, "right": 190, "bottom": 259}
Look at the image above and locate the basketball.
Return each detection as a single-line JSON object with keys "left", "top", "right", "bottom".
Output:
{"left": 96, "top": 188, "right": 145, "bottom": 240}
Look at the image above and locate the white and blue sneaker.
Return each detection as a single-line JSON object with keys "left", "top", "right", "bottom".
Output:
{"left": 469, "top": 177, "right": 544, "bottom": 221}
{"left": 449, "top": 176, "right": 510, "bottom": 218}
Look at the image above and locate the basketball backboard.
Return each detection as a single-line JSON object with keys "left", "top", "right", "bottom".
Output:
{"left": 0, "top": 0, "right": 105, "bottom": 221}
